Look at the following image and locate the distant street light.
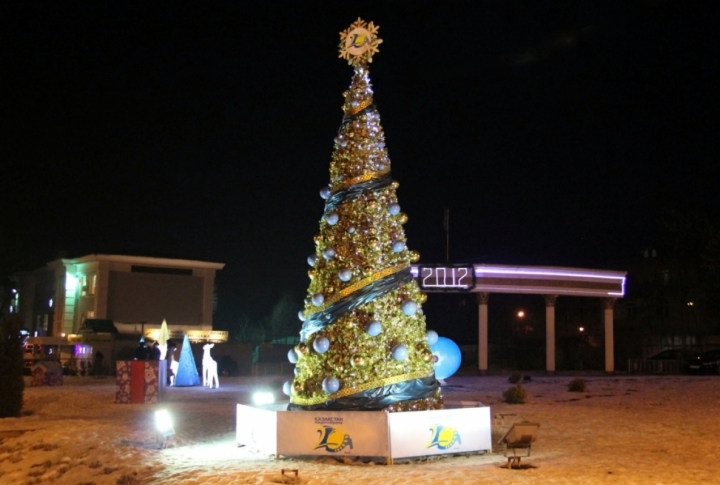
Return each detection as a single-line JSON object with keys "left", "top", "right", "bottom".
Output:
{"left": 517, "top": 311, "right": 525, "bottom": 318}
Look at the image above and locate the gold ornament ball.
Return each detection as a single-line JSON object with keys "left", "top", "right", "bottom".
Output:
{"left": 293, "top": 381, "right": 304, "bottom": 393}
{"left": 308, "top": 269, "right": 316, "bottom": 279}
{"left": 399, "top": 213, "right": 408, "bottom": 224}
{"left": 421, "top": 350, "right": 434, "bottom": 362}
{"left": 296, "top": 342, "right": 308, "bottom": 356}
{"left": 350, "top": 354, "right": 366, "bottom": 368}
{"left": 368, "top": 237, "right": 380, "bottom": 249}
{"left": 420, "top": 293, "right": 427, "bottom": 303}
{"left": 363, "top": 265, "right": 374, "bottom": 276}
{"left": 410, "top": 251, "right": 420, "bottom": 262}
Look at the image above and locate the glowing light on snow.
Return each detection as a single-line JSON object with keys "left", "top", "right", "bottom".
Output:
{"left": 252, "top": 391, "right": 275, "bottom": 405}
{"left": 155, "top": 410, "right": 175, "bottom": 436}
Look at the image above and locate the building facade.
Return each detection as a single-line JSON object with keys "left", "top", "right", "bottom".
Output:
{"left": 15, "top": 254, "right": 225, "bottom": 337}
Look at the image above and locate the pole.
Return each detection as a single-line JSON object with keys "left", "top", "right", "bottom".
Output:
{"left": 444, "top": 208, "right": 450, "bottom": 263}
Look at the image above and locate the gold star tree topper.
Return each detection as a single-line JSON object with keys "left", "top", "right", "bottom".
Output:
{"left": 339, "top": 18, "right": 383, "bottom": 67}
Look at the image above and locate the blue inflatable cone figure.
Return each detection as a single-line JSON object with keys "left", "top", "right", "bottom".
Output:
{"left": 174, "top": 334, "right": 200, "bottom": 386}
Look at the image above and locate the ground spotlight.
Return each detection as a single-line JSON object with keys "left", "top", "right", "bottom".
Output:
{"left": 252, "top": 391, "right": 275, "bottom": 406}
{"left": 154, "top": 409, "right": 175, "bottom": 449}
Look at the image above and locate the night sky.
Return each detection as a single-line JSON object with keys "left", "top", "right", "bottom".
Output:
{"left": 5, "top": 1, "right": 719, "bottom": 327}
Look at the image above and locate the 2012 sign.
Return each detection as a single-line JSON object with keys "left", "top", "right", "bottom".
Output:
{"left": 419, "top": 266, "right": 475, "bottom": 291}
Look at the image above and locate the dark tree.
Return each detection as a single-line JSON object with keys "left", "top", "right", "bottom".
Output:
{"left": 0, "top": 315, "right": 25, "bottom": 417}
{"left": 265, "top": 293, "right": 299, "bottom": 342}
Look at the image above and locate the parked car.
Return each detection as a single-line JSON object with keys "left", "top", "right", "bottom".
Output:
{"left": 217, "top": 355, "right": 239, "bottom": 376}
{"left": 648, "top": 349, "right": 700, "bottom": 374}
{"left": 649, "top": 349, "right": 689, "bottom": 361}
{"left": 689, "top": 350, "right": 720, "bottom": 375}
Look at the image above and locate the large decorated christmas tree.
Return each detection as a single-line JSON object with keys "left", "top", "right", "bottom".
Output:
{"left": 287, "top": 19, "right": 442, "bottom": 412}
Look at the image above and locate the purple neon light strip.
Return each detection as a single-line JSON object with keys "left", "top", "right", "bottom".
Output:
{"left": 473, "top": 266, "right": 624, "bottom": 281}
{"left": 474, "top": 267, "right": 626, "bottom": 296}
{"left": 475, "top": 285, "right": 624, "bottom": 296}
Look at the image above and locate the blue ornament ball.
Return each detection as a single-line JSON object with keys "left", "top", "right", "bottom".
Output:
{"left": 322, "top": 248, "right": 336, "bottom": 260}
{"left": 348, "top": 226, "right": 356, "bottom": 234}
{"left": 320, "top": 186, "right": 331, "bottom": 199}
{"left": 287, "top": 348, "right": 298, "bottom": 364}
{"left": 283, "top": 381, "right": 292, "bottom": 396}
{"left": 431, "top": 337, "right": 462, "bottom": 380}
{"left": 338, "top": 269, "right": 353, "bottom": 282}
{"left": 322, "top": 376, "right": 340, "bottom": 393}
{"left": 307, "top": 254, "right": 317, "bottom": 266}
{"left": 311, "top": 293, "right": 324, "bottom": 306}
{"left": 326, "top": 212, "right": 339, "bottom": 225}
{"left": 388, "top": 203, "right": 401, "bottom": 215}
{"left": 313, "top": 336, "right": 330, "bottom": 354}
{"left": 402, "top": 300, "right": 418, "bottom": 316}
{"left": 392, "top": 241, "right": 406, "bottom": 252}
{"left": 426, "top": 330, "right": 439, "bottom": 346}
{"left": 366, "top": 320, "right": 382, "bottom": 337}
{"left": 298, "top": 310, "right": 306, "bottom": 322}
{"left": 392, "top": 344, "right": 409, "bottom": 361}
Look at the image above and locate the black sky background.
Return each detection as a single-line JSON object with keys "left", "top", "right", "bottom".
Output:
{"left": 4, "top": 1, "right": 719, "bottom": 328}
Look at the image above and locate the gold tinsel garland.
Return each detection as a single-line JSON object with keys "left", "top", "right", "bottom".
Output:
{"left": 303, "top": 263, "right": 408, "bottom": 317}
{"left": 330, "top": 167, "right": 390, "bottom": 193}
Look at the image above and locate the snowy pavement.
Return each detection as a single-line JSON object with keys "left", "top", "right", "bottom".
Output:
{"left": 1, "top": 373, "right": 719, "bottom": 484}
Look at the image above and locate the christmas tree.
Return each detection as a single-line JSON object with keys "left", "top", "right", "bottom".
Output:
{"left": 287, "top": 19, "right": 441, "bottom": 412}
{"left": 174, "top": 334, "right": 200, "bottom": 387}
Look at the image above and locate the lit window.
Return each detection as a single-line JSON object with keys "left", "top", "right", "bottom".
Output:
{"left": 65, "top": 274, "right": 78, "bottom": 292}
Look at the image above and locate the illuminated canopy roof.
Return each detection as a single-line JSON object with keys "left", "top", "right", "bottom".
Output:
{"left": 411, "top": 264, "right": 626, "bottom": 297}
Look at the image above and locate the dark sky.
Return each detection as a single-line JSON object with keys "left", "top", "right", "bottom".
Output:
{"left": 4, "top": 1, "right": 719, "bottom": 323}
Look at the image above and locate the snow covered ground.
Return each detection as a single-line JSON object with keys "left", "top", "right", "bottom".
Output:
{"left": 1, "top": 373, "right": 719, "bottom": 484}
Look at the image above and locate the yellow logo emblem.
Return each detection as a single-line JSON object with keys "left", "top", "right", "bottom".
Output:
{"left": 427, "top": 425, "right": 462, "bottom": 450}
{"left": 315, "top": 425, "right": 354, "bottom": 453}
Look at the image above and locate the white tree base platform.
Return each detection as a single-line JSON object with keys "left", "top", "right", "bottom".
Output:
{"left": 236, "top": 401, "right": 492, "bottom": 464}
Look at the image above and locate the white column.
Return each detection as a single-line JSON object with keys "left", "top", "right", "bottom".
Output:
{"left": 544, "top": 295, "right": 558, "bottom": 374}
{"left": 603, "top": 298, "right": 616, "bottom": 373}
{"left": 477, "top": 293, "right": 489, "bottom": 374}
